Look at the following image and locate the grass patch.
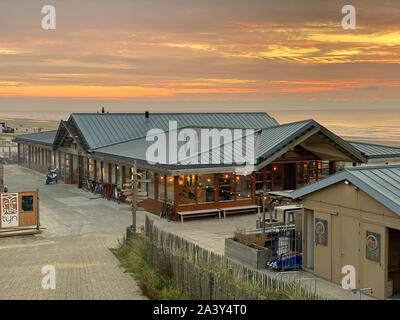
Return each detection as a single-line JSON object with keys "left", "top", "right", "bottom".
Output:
{"left": 112, "top": 236, "right": 187, "bottom": 300}
{"left": 113, "top": 235, "right": 321, "bottom": 300}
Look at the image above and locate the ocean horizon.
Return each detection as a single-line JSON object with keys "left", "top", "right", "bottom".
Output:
{"left": 1, "top": 109, "right": 399, "bottom": 144}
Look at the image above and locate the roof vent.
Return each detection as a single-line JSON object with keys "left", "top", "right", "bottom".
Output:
{"left": 145, "top": 111, "right": 150, "bottom": 119}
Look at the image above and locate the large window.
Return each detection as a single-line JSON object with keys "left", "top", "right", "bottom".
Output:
{"left": 147, "top": 171, "right": 155, "bottom": 199}
{"left": 111, "top": 164, "right": 115, "bottom": 185}
{"left": 166, "top": 176, "right": 174, "bottom": 202}
{"left": 115, "top": 165, "right": 121, "bottom": 187}
{"left": 236, "top": 174, "right": 251, "bottom": 199}
{"left": 178, "top": 175, "right": 196, "bottom": 204}
{"left": 219, "top": 173, "right": 234, "bottom": 201}
{"left": 272, "top": 164, "right": 282, "bottom": 191}
{"left": 96, "top": 161, "right": 101, "bottom": 181}
{"left": 88, "top": 158, "right": 93, "bottom": 179}
{"left": 158, "top": 174, "right": 165, "bottom": 201}
{"left": 104, "top": 162, "right": 109, "bottom": 183}
{"left": 198, "top": 174, "right": 214, "bottom": 203}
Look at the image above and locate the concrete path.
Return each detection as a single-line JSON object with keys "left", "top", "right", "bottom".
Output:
{"left": 0, "top": 165, "right": 372, "bottom": 300}
{"left": 0, "top": 165, "right": 145, "bottom": 300}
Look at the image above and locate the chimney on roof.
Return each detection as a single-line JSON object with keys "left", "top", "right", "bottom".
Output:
{"left": 145, "top": 111, "right": 150, "bottom": 119}
{"left": 101, "top": 107, "right": 105, "bottom": 114}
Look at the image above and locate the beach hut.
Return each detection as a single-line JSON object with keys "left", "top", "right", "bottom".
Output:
{"left": 292, "top": 165, "right": 400, "bottom": 299}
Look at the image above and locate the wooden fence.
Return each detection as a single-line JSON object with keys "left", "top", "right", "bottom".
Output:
{"left": 144, "top": 216, "right": 321, "bottom": 300}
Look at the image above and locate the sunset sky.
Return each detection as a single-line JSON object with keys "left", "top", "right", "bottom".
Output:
{"left": 1, "top": 0, "right": 400, "bottom": 114}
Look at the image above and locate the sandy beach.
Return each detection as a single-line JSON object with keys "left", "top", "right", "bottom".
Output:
{"left": 0, "top": 117, "right": 60, "bottom": 135}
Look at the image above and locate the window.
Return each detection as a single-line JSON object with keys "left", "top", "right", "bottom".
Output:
{"left": 158, "top": 174, "right": 165, "bottom": 201}
{"left": 166, "top": 176, "right": 174, "bottom": 202}
{"left": 219, "top": 173, "right": 234, "bottom": 201}
{"left": 272, "top": 164, "right": 282, "bottom": 191}
{"left": 88, "top": 158, "right": 93, "bottom": 179}
{"left": 147, "top": 171, "right": 155, "bottom": 199}
{"left": 115, "top": 165, "right": 121, "bottom": 186}
{"left": 21, "top": 195, "right": 34, "bottom": 212}
{"left": 96, "top": 161, "right": 101, "bottom": 181}
{"left": 178, "top": 175, "right": 196, "bottom": 204}
{"left": 198, "top": 174, "right": 214, "bottom": 203}
{"left": 236, "top": 174, "right": 251, "bottom": 199}
{"left": 104, "top": 162, "right": 109, "bottom": 183}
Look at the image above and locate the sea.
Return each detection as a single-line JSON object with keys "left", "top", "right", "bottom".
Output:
{"left": 0, "top": 109, "right": 399, "bottom": 146}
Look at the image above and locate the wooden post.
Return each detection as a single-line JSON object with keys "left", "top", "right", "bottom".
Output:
{"left": 131, "top": 161, "right": 137, "bottom": 232}
{"left": 0, "top": 164, "right": 4, "bottom": 193}
{"left": 36, "top": 189, "right": 40, "bottom": 231}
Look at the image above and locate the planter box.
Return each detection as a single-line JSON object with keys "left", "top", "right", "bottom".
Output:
{"left": 225, "top": 238, "right": 273, "bottom": 270}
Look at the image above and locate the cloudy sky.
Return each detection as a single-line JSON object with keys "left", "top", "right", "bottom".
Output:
{"left": 1, "top": 0, "right": 400, "bottom": 113}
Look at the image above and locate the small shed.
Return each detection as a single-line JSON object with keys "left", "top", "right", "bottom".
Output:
{"left": 292, "top": 165, "right": 400, "bottom": 299}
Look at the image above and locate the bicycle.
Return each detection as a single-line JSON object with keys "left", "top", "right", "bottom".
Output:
{"left": 94, "top": 181, "right": 103, "bottom": 196}
{"left": 160, "top": 200, "right": 173, "bottom": 222}
{"left": 84, "top": 179, "right": 95, "bottom": 192}
{"left": 111, "top": 184, "right": 121, "bottom": 204}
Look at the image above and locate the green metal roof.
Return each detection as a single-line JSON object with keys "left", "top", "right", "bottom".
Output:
{"left": 292, "top": 165, "right": 400, "bottom": 216}
{"left": 14, "top": 130, "right": 57, "bottom": 146}
{"left": 348, "top": 141, "right": 400, "bottom": 159}
{"left": 70, "top": 112, "right": 279, "bottom": 150}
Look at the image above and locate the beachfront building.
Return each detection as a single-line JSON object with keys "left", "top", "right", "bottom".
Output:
{"left": 14, "top": 112, "right": 400, "bottom": 220}
{"left": 292, "top": 165, "right": 400, "bottom": 300}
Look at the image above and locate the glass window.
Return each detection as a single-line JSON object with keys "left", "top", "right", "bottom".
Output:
{"left": 166, "top": 176, "right": 174, "bottom": 202}
{"left": 88, "top": 158, "right": 93, "bottom": 179}
{"left": 272, "top": 164, "right": 282, "bottom": 191}
{"left": 297, "top": 162, "right": 307, "bottom": 188}
{"left": 115, "top": 165, "right": 121, "bottom": 187}
{"left": 111, "top": 164, "right": 115, "bottom": 184}
{"left": 96, "top": 161, "right": 101, "bottom": 181}
{"left": 198, "top": 174, "right": 215, "bottom": 203}
{"left": 236, "top": 174, "right": 252, "bottom": 199}
{"left": 124, "top": 166, "right": 131, "bottom": 185}
{"left": 255, "top": 171, "right": 264, "bottom": 191}
{"left": 65, "top": 154, "right": 70, "bottom": 179}
{"left": 22, "top": 195, "right": 34, "bottom": 212}
{"left": 158, "top": 174, "right": 165, "bottom": 201}
{"left": 147, "top": 171, "right": 155, "bottom": 199}
{"left": 178, "top": 175, "right": 197, "bottom": 204}
{"left": 219, "top": 173, "right": 234, "bottom": 201}
{"left": 104, "top": 162, "right": 109, "bottom": 183}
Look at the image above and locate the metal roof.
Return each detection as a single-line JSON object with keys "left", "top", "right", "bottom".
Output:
{"left": 93, "top": 119, "right": 367, "bottom": 171}
{"left": 292, "top": 165, "right": 400, "bottom": 216}
{"left": 93, "top": 126, "right": 257, "bottom": 170}
{"left": 348, "top": 141, "right": 400, "bottom": 159}
{"left": 256, "top": 119, "right": 317, "bottom": 159}
{"left": 14, "top": 130, "right": 57, "bottom": 146}
{"left": 70, "top": 112, "right": 279, "bottom": 150}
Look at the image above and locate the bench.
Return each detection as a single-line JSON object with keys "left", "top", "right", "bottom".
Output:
{"left": 220, "top": 205, "right": 261, "bottom": 219}
{"left": 177, "top": 209, "right": 221, "bottom": 223}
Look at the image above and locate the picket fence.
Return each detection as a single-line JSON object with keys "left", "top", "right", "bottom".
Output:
{"left": 144, "top": 216, "right": 321, "bottom": 300}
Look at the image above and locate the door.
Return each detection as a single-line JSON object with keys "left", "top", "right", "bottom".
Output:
{"left": 340, "top": 216, "right": 360, "bottom": 286}
{"left": 284, "top": 163, "right": 296, "bottom": 190}
{"left": 314, "top": 212, "right": 332, "bottom": 280}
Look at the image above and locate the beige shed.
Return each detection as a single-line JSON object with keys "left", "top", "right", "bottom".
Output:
{"left": 292, "top": 165, "right": 400, "bottom": 300}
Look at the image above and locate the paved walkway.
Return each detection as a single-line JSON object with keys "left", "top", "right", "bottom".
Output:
{"left": 0, "top": 165, "right": 145, "bottom": 300}
{"left": 1, "top": 165, "right": 372, "bottom": 300}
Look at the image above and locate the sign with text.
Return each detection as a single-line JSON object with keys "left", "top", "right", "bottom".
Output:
{"left": 1, "top": 193, "right": 19, "bottom": 227}
{"left": 0, "top": 191, "right": 38, "bottom": 230}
